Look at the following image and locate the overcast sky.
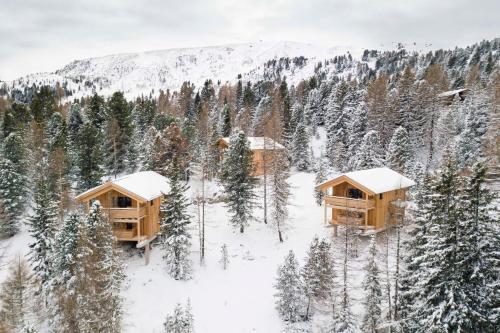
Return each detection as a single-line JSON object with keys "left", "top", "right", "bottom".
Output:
{"left": 1, "top": 0, "right": 499, "bottom": 80}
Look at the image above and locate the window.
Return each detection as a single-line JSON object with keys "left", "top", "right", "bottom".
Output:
{"left": 348, "top": 188, "right": 363, "bottom": 199}
{"left": 117, "top": 196, "right": 132, "bottom": 208}
{"left": 150, "top": 200, "right": 154, "bottom": 206}
{"left": 379, "top": 193, "right": 383, "bottom": 200}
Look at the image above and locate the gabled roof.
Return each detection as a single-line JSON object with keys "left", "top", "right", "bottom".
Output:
{"left": 437, "top": 88, "right": 468, "bottom": 98}
{"left": 316, "top": 167, "right": 415, "bottom": 195}
{"left": 75, "top": 171, "right": 170, "bottom": 202}
{"left": 218, "top": 136, "right": 285, "bottom": 150}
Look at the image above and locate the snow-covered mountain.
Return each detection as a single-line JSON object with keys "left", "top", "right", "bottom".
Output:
{"left": 9, "top": 41, "right": 360, "bottom": 99}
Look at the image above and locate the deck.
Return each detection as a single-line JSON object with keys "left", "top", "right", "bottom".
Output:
{"left": 103, "top": 207, "right": 148, "bottom": 241}
{"left": 324, "top": 196, "right": 375, "bottom": 211}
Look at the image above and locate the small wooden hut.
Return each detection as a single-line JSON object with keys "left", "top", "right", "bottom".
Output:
{"left": 217, "top": 136, "right": 285, "bottom": 176}
{"left": 75, "top": 171, "right": 169, "bottom": 244}
{"left": 316, "top": 167, "right": 415, "bottom": 234}
{"left": 437, "top": 88, "right": 469, "bottom": 105}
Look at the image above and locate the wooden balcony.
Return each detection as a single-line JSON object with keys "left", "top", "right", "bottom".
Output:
{"left": 105, "top": 206, "right": 147, "bottom": 222}
{"left": 324, "top": 196, "right": 375, "bottom": 211}
{"left": 330, "top": 218, "right": 375, "bottom": 230}
{"left": 113, "top": 225, "right": 148, "bottom": 242}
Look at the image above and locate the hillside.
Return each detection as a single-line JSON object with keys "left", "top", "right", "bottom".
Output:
{"left": 7, "top": 41, "right": 359, "bottom": 99}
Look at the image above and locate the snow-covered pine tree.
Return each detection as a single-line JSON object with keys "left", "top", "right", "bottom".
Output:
{"left": 28, "top": 168, "right": 58, "bottom": 293}
{"left": 405, "top": 159, "right": 476, "bottom": 332}
{"left": 0, "top": 256, "right": 36, "bottom": 332}
{"left": 291, "top": 122, "right": 310, "bottom": 171}
{"left": 354, "top": 130, "right": 385, "bottom": 169}
{"left": 220, "top": 97, "right": 231, "bottom": 137}
{"left": 75, "top": 122, "right": 104, "bottom": 191}
{"left": 386, "top": 126, "right": 412, "bottom": 175}
{"left": 270, "top": 149, "right": 290, "bottom": 243}
{"left": 219, "top": 131, "right": 257, "bottom": 233}
{"left": 0, "top": 156, "right": 25, "bottom": 238}
{"left": 51, "top": 212, "right": 85, "bottom": 332}
{"left": 460, "top": 162, "right": 499, "bottom": 331}
{"left": 81, "top": 201, "right": 125, "bottom": 333}
{"left": 302, "top": 237, "right": 335, "bottom": 319}
{"left": 160, "top": 164, "right": 193, "bottom": 280}
{"left": 275, "top": 250, "right": 304, "bottom": 323}
{"left": 362, "top": 236, "right": 382, "bottom": 333}
{"left": 346, "top": 103, "right": 367, "bottom": 171}
{"left": 219, "top": 244, "right": 229, "bottom": 270}
{"left": 314, "top": 154, "right": 328, "bottom": 206}
{"left": 456, "top": 92, "right": 489, "bottom": 168}
{"left": 163, "top": 300, "right": 194, "bottom": 333}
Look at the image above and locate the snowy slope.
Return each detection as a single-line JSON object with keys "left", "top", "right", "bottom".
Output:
{"left": 9, "top": 41, "right": 360, "bottom": 99}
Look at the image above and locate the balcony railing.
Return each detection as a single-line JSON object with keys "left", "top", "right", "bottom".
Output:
{"left": 105, "top": 206, "right": 147, "bottom": 222}
{"left": 324, "top": 196, "right": 375, "bottom": 210}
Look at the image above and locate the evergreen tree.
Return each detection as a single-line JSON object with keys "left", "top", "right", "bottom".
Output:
{"left": 163, "top": 301, "right": 194, "bottom": 333}
{"left": 404, "top": 159, "right": 477, "bottom": 332}
{"left": 160, "top": 165, "right": 192, "bottom": 280}
{"left": 291, "top": 122, "right": 310, "bottom": 171}
{"left": 362, "top": 236, "right": 382, "bottom": 333}
{"left": 75, "top": 122, "right": 104, "bottom": 191}
{"left": 346, "top": 104, "right": 367, "bottom": 171}
{"left": 77, "top": 201, "right": 124, "bottom": 333}
{"left": 460, "top": 163, "right": 499, "bottom": 331}
{"left": 274, "top": 250, "right": 304, "bottom": 323}
{"left": 270, "top": 149, "right": 290, "bottom": 243}
{"left": 302, "top": 237, "right": 335, "bottom": 319}
{"left": 0, "top": 157, "right": 25, "bottom": 237}
{"left": 51, "top": 212, "right": 85, "bottom": 333}
{"left": 220, "top": 98, "right": 231, "bottom": 137}
{"left": 219, "top": 131, "right": 257, "bottom": 233}
{"left": 354, "top": 130, "right": 385, "bottom": 169}
{"left": 28, "top": 169, "right": 58, "bottom": 292}
{"left": 386, "top": 126, "right": 412, "bottom": 175}
{"left": 104, "top": 91, "right": 134, "bottom": 175}
{"left": 86, "top": 93, "right": 106, "bottom": 130}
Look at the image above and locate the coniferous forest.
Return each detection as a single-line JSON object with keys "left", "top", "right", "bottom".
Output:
{"left": 0, "top": 37, "right": 498, "bottom": 332}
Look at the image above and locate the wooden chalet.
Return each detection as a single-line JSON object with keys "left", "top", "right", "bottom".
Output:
{"left": 75, "top": 171, "right": 169, "bottom": 244}
{"left": 217, "top": 136, "right": 285, "bottom": 176}
{"left": 316, "top": 167, "right": 415, "bottom": 234}
{"left": 437, "top": 88, "right": 469, "bottom": 105}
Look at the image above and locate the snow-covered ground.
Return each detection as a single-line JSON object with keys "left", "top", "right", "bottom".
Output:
{"left": 0, "top": 128, "right": 400, "bottom": 332}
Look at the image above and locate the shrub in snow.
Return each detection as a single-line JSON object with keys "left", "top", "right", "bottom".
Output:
{"left": 163, "top": 300, "right": 194, "bottom": 333}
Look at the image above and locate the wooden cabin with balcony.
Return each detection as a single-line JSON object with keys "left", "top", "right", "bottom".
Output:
{"left": 217, "top": 136, "right": 285, "bottom": 176}
{"left": 75, "top": 171, "right": 170, "bottom": 244}
{"left": 316, "top": 167, "right": 415, "bottom": 234}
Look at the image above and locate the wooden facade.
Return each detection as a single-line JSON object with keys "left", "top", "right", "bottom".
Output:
{"left": 217, "top": 136, "right": 285, "bottom": 176}
{"left": 316, "top": 168, "right": 414, "bottom": 234}
{"left": 75, "top": 171, "right": 168, "bottom": 244}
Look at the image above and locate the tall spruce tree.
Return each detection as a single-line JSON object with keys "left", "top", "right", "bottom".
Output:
{"left": 404, "top": 159, "right": 477, "bottom": 332}
{"left": 302, "top": 237, "right": 335, "bottom": 320}
{"left": 354, "top": 130, "right": 385, "bottom": 169}
{"left": 160, "top": 165, "right": 193, "bottom": 280}
{"left": 75, "top": 122, "right": 104, "bottom": 191}
{"left": 274, "top": 250, "right": 304, "bottom": 323}
{"left": 28, "top": 168, "right": 58, "bottom": 293}
{"left": 460, "top": 162, "right": 499, "bottom": 331}
{"left": 219, "top": 131, "right": 256, "bottom": 233}
{"left": 78, "top": 201, "right": 124, "bottom": 333}
{"left": 0, "top": 157, "right": 25, "bottom": 237}
{"left": 291, "top": 122, "right": 310, "bottom": 171}
{"left": 386, "top": 126, "right": 412, "bottom": 175}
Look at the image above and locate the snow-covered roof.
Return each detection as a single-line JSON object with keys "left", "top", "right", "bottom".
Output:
{"left": 317, "top": 167, "right": 415, "bottom": 194}
{"left": 437, "top": 88, "right": 468, "bottom": 98}
{"left": 76, "top": 171, "right": 170, "bottom": 202}
{"left": 220, "top": 136, "right": 285, "bottom": 150}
